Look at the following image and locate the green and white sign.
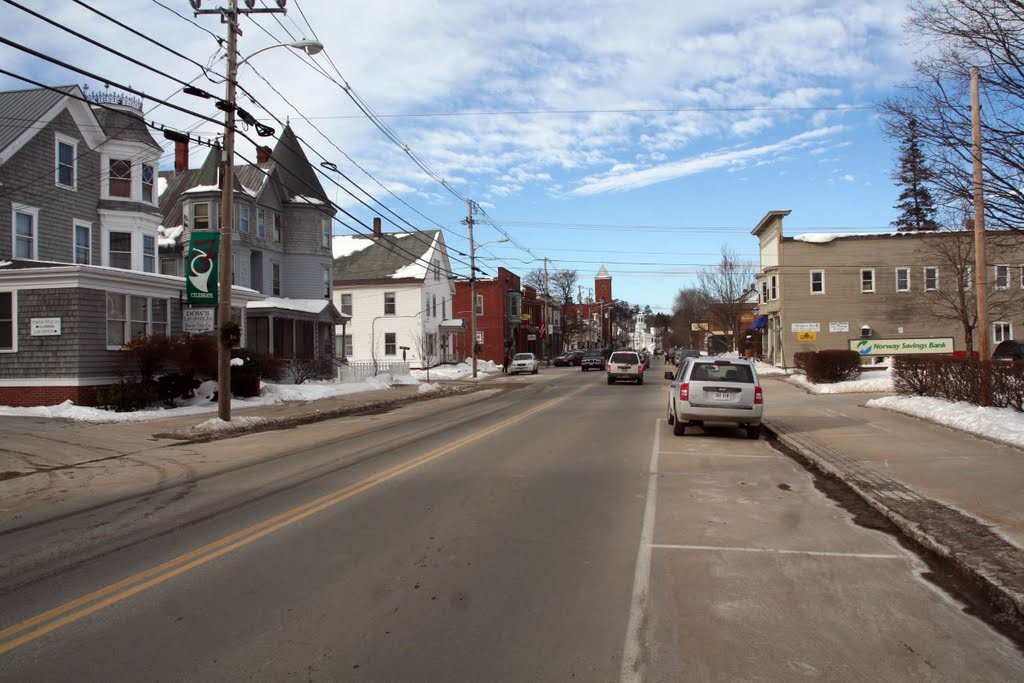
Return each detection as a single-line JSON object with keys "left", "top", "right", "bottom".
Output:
{"left": 849, "top": 337, "right": 955, "bottom": 356}
{"left": 186, "top": 231, "right": 219, "bottom": 306}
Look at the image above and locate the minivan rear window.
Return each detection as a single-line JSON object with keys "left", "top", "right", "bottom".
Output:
{"left": 610, "top": 352, "right": 638, "bottom": 364}
{"left": 690, "top": 362, "right": 754, "bottom": 383}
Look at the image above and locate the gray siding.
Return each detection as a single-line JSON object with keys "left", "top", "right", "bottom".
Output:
{"left": 0, "top": 109, "right": 101, "bottom": 264}
{"left": 0, "top": 288, "right": 81, "bottom": 379}
{"left": 282, "top": 252, "right": 332, "bottom": 299}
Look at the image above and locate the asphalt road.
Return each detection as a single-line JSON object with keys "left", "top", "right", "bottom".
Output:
{"left": 0, "top": 363, "right": 1022, "bottom": 681}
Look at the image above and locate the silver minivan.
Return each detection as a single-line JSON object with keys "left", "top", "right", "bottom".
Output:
{"left": 665, "top": 357, "right": 763, "bottom": 438}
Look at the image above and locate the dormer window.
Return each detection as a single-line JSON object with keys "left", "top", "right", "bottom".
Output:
{"left": 109, "top": 159, "right": 132, "bottom": 198}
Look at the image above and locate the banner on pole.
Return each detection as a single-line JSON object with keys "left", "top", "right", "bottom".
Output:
{"left": 186, "top": 231, "right": 219, "bottom": 306}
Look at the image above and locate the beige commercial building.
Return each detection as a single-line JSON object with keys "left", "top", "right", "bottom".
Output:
{"left": 752, "top": 210, "right": 1024, "bottom": 368}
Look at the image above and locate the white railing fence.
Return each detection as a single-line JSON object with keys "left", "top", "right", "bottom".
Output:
{"left": 335, "top": 360, "right": 411, "bottom": 383}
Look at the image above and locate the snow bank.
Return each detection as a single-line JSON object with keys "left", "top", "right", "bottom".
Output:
{"left": 753, "top": 361, "right": 793, "bottom": 377}
{"left": 868, "top": 396, "right": 1024, "bottom": 450}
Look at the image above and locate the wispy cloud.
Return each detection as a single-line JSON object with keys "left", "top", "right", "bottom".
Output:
{"left": 571, "top": 126, "right": 846, "bottom": 196}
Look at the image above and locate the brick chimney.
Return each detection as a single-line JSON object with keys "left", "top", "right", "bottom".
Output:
{"left": 174, "top": 139, "right": 189, "bottom": 173}
{"left": 256, "top": 145, "right": 272, "bottom": 164}
{"left": 373, "top": 216, "right": 382, "bottom": 238}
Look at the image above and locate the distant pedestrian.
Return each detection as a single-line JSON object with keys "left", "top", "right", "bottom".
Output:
{"left": 503, "top": 353, "right": 511, "bottom": 373}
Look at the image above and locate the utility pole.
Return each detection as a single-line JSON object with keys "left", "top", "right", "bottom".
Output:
{"left": 467, "top": 199, "right": 478, "bottom": 379}
{"left": 543, "top": 257, "right": 550, "bottom": 361}
{"left": 971, "top": 66, "right": 991, "bottom": 406}
{"left": 194, "top": 0, "right": 290, "bottom": 422}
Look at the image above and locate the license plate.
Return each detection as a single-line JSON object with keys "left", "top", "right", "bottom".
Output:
{"left": 618, "top": 365, "right": 631, "bottom": 370}
{"left": 714, "top": 392, "right": 731, "bottom": 400}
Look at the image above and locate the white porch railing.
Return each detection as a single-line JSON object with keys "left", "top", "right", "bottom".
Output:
{"left": 335, "top": 360, "right": 411, "bottom": 383}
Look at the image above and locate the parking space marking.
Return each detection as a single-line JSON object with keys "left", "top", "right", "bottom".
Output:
{"left": 620, "top": 419, "right": 660, "bottom": 683}
{"left": 659, "top": 450, "right": 783, "bottom": 458}
{"left": 650, "top": 543, "right": 902, "bottom": 560}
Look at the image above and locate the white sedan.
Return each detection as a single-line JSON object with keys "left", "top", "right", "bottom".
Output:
{"left": 509, "top": 352, "right": 540, "bottom": 375}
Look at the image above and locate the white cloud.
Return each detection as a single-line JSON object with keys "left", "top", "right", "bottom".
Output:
{"left": 571, "top": 126, "right": 845, "bottom": 195}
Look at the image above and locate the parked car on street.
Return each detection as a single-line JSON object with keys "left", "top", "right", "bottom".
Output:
{"left": 509, "top": 352, "right": 540, "bottom": 374}
{"left": 674, "top": 348, "right": 701, "bottom": 366}
{"left": 606, "top": 350, "right": 645, "bottom": 385}
{"left": 581, "top": 350, "right": 605, "bottom": 372}
{"left": 665, "top": 357, "right": 763, "bottom": 439}
{"left": 554, "top": 350, "right": 584, "bottom": 366}
{"left": 992, "top": 339, "right": 1024, "bottom": 360}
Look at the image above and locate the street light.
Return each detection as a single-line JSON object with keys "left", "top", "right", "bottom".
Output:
{"left": 213, "top": 0, "right": 323, "bottom": 421}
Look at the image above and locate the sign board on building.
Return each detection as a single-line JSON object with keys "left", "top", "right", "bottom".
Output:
{"left": 740, "top": 312, "right": 754, "bottom": 324}
{"left": 849, "top": 337, "right": 955, "bottom": 356}
{"left": 797, "top": 331, "right": 817, "bottom": 342}
{"left": 183, "top": 307, "right": 215, "bottom": 334}
{"left": 527, "top": 334, "right": 537, "bottom": 341}
{"left": 791, "top": 322, "right": 820, "bottom": 333}
{"left": 186, "top": 231, "right": 219, "bottom": 306}
{"left": 30, "top": 318, "right": 61, "bottom": 336}
{"left": 829, "top": 322, "right": 849, "bottom": 333}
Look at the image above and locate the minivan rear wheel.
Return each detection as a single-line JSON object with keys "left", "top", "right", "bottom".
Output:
{"left": 673, "top": 419, "right": 686, "bottom": 436}
{"left": 746, "top": 425, "right": 761, "bottom": 440}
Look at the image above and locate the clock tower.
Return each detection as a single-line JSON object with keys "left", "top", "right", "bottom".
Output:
{"left": 595, "top": 265, "right": 611, "bottom": 304}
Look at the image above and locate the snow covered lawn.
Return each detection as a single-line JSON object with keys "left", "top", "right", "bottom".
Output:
{"left": 410, "top": 359, "right": 502, "bottom": 382}
{"left": 867, "top": 396, "right": 1024, "bottom": 450}
{"left": 786, "top": 368, "right": 895, "bottom": 394}
{"left": 0, "top": 375, "right": 422, "bottom": 424}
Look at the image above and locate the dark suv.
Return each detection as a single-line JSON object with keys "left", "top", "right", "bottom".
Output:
{"left": 581, "top": 350, "right": 605, "bottom": 372}
{"left": 993, "top": 339, "right": 1024, "bottom": 360}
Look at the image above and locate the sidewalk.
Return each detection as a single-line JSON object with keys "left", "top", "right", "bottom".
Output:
{"left": 761, "top": 377, "right": 1024, "bottom": 625}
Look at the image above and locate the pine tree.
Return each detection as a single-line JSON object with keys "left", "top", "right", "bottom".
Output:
{"left": 891, "top": 115, "right": 939, "bottom": 232}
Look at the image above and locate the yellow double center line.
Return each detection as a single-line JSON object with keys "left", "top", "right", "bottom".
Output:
{"left": 0, "top": 385, "right": 586, "bottom": 656}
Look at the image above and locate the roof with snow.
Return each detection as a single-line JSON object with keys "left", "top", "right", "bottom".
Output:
{"left": 332, "top": 230, "right": 443, "bottom": 283}
{"left": 595, "top": 265, "right": 610, "bottom": 279}
{"left": 246, "top": 297, "right": 346, "bottom": 323}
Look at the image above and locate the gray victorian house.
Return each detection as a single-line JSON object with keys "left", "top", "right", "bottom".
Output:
{"left": 159, "top": 124, "right": 344, "bottom": 364}
{"left": 0, "top": 84, "right": 340, "bottom": 406}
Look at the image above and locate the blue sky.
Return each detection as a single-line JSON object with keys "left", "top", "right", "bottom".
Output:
{"left": 1, "top": 0, "right": 919, "bottom": 313}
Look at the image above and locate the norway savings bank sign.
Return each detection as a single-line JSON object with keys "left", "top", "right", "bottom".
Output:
{"left": 186, "top": 231, "right": 219, "bottom": 306}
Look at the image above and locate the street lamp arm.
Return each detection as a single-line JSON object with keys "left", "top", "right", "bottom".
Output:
{"left": 238, "top": 40, "right": 324, "bottom": 67}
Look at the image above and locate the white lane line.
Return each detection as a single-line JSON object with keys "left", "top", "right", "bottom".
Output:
{"left": 650, "top": 544, "right": 902, "bottom": 560}
{"left": 867, "top": 422, "right": 892, "bottom": 433}
{"left": 620, "top": 419, "right": 660, "bottom": 683}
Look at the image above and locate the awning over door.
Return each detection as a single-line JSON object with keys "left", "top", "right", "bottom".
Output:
{"left": 751, "top": 315, "right": 768, "bottom": 329}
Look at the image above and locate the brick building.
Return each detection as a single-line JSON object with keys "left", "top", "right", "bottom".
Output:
{"left": 452, "top": 267, "right": 522, "bottom": 364}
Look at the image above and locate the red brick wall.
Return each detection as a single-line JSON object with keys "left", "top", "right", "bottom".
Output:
{"left": 0, "top": 385, "right": 102, "bottom": 407}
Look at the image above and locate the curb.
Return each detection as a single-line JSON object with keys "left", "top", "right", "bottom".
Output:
{"left": 763, "top": 418, "right": 1024, "bottom": 629}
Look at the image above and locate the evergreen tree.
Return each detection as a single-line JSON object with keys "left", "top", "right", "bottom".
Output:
{"left": 891, "top": 115, "right": 939, "bottom": 232}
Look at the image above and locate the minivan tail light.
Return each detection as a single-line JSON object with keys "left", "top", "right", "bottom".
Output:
{"left": 754, "top": 386, "right": 763, "bottom": 405}
{"left": 680, "top": 383, "right": 689, "bottom": 401}
{"left": 606, "top": 363, "right": 611, "bottom": 372}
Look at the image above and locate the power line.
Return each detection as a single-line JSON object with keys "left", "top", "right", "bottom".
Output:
{"left": 255, "top": 105, "right": 877, "bottom": 121}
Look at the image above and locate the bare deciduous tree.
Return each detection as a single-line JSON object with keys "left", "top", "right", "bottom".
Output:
{"left": 550, "top": 269, "right": 579, "bottom": 304}
{"left": 523, "top": 268, "right": 548, "bottom": 295}
{"left": 880, "top": 0, "right": 1024, "bottom": 230}
{"left": 670, "top": 287, "right": 710, "bottom": 348}
{"left": 696, "top": 246, "right": 757, "bottom": 351}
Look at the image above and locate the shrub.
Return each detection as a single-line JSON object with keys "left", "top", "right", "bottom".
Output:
{"left": 803, "top": 350, "right": 861, "bottom": 384}
{"left": 96, "top": 375, "right": 158, "bottom": 412}
{"left": 892, "top": 356, "right": 937, "bottom": 396}
{"left": 172, "top": 334, "right": 218, "bottom": 379}
{"left": 288, "top": 357, "right": 334, "bottom": 384}
{"left": 125, "top": 334, "right": 174, "bottom": 383}
{"left": 992, "top": 361, "right": 1024, "bottom": 412}
{"left": 155, "top": 372, "right": 201, "bottom": 407}
{"left": 793, "top": 351, "right": 815, "bottom": 372}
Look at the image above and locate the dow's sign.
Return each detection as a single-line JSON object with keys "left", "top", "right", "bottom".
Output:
{"left": 186, "top": 231, "right": 219, "bottom": 306}
{"left": 850, "top": 337, "right": 954, "bottom": 356}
